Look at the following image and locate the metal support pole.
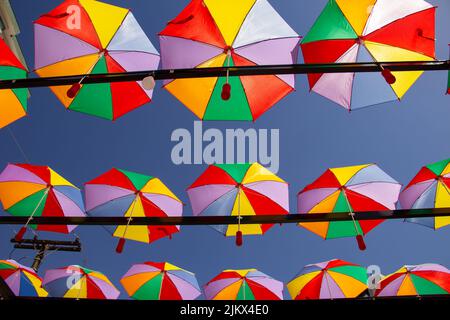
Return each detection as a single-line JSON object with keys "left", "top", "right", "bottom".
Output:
{"left": 0, "top": 208, "right": 449, "bottom": 226}
{"left": 0, "top": 60, "right": 448, "bottom": 89}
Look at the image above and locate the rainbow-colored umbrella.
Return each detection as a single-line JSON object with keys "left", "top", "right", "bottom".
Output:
{"left": 204, "top": 269, "right": 283, "bottom": 300}
{"left": 121, "top": 262, "right": 201, "bottom": 300}
{"left": 43, "top": 265, "right": 120, "bottom": 299}
{"left": 301, "top": 0, "right": 435, "bottom": 110}
{"left": 159, "top": 0, "right": 300, "bottom": 121}
{"left": 376, "top": 264, "right": 450, "bottom": 297}
{"left": 0, "top": 164, "right": 85, "bottom": 239}
{"left": 400, "top": 158, "right": 450, "bottom": 229}
{"left": 187, "top": 163, "right": 289, "bottom": 246}
{"left": 0, "top": 260, "right": 48, "bottom": 297}
{"left": 287, "top": 259, "right": 368, "bottom": 300}
{"left": 0, "top": 38, "right": 28, "bottom": 128}
{"left": 298, "top": 164, "right": 401, "bottom": 250}
{"left": 34, "top": 0, "right": 160, "bottom": 120}
{"left": 85, "top": 168, "right": 183, "bottom": 252}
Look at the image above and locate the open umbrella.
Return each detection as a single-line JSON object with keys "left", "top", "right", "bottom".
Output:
{"left": 187, "top": 163, "right": 289, "bottom": 246}
{"left": 0, "top": 259, "right": 48, "bottom": 297}
{"left": 121, "top": 262, "right": 201, "bottom": 300}
{"left": 376, "top": 264, "right": 450, "bottom": 297}
{"left": 0, "top": 38, "right": 28, "bottom": 128}
{"left": 0, "top": 163, "right": 85, "bottom": 240}
{"left": 159, "top": 0, "right": 300, "bottom": 121}
{"left": 400, "top": 158, "right": 450, "bottom": 230}
{"left": 297, "top": 164, "right": 401, "bottom": 250}
{"left": 301, "top": 0, "right": 435, "bottom": 110}
{"left": 85, "top": 168, "right": 183, "bottom": 253}
{"left": 34, "top": 0, "right": 160, "bottom": 120}
{"left": 287, "top": 259, "right": 368, "bottom": 300}
{"left": 43, "top": 265, "right": 120, "bottom": 299}
{"left": 204, "top": 269, "right": 283, "bottom": 300}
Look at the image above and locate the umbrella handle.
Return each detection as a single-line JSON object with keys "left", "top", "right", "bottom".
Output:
{"left": 356, "top": 235, "right": 367, "bottom": 251}
{"left": 15, "top": 227, "right": 27, "bottom": 242}
{"left": 116, "top": 238, "right": 126, "bottom": 254}
{"left": 236, "top": 230, "right": 243, "bottom": 247}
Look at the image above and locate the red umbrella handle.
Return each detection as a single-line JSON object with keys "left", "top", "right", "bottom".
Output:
{"left": 116, "top": 238, "right": 126, "bottom": 254}
{"left": 15, "top": 227, "right": 27, "bottom": 242}
{"left": 236, "top": 230, "right": 243, "bottom": 247}
{"left": 356, "top": 235, "right": 367, "bottom": 251}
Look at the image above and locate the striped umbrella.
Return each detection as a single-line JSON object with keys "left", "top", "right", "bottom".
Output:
{"left": 0, "top": 38, "right": 28, "bottom": 128}
{"left": 0, "top": 260, "right": 48, "bottom": 297}
{"left": 204, "top": 269, "right": 283, "bottom": 300}
{"left": 287, "top": 259, "right": 368, "bottom": 300}
{"left": 34, "top": 0, "right": 160, "bottom": 120}
{"left": 187, "top": 163, "right": 289, "bottom": 246}
{"left": 0, "top": 163, "right": 85, "bottom": 240}
{"left": 376, "top": 264, "right": 450, "bottom": 297}
{"left": 159, "top": 0, "right": 299, "bottom": 121}
{"left": 85, "top": 168, "right": 183, "bottom": 253}
{"left": 301, "top": 0, "right": 435, "bottom": 111}
{"left": 298, "top": 164, "right": 401, "bottom": 250}
{"left": 400, "top": 158, "right": 450, "bottom": 229}
{"left": 121, "top": 262, "right": 201, "bottom": 300}
{"left": 43, "top": 265, "right": 120, "bottom": 299}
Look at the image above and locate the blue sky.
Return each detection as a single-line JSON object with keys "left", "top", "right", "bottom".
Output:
{"left": 1, "top": 0, "right": 449, "bottom": 299}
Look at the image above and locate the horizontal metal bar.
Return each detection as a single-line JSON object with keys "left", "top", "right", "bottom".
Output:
{"left": 10, "top": 238, "right": 81, "bottom": 247}
{"left": 0, "top": 60, "right": 448, "bottom": 89}
{"left": 12, "top": 245, "right": 81, "bottom": 252}
{"left": 0, "top": 208, "right": 449, "bottom": 226}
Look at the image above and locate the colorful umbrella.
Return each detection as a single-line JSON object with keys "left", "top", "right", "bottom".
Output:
{"left": 376, "top": 264, "right": 450, "bottom": 297}
{"left": 120, "top": 262, "right": 201, "bottom": 300}
{"left": 297, "top": 164, "right": 401, "bottom": 250}
{"left": 187, "top": 163, "right": 289, "bottom": 246}
{"left": 301, "top": 0, "right": 435, "bottom": 110}
{"left": 0, "top": 38, "right": 28, "bottom": 128}
{"left": 34, "top": 0, "right": 160, "bottom": 120}
{"left": 0, "top": 259, "right": 48, "bottom": 297}
{"left": 399, "top": 158, "right": 450, "bottom": 230}
{"left": 0, "top": 163, "right": 85, "bottom": 240}
{"left": 159, "top": 0, "right": 300, "bottom": 121}
{"left": 85, "top": 168, "right": 183, "bottom": 253}
{"left": 204, "top": 269, "right": 283, "bottom": 300}
{"left": 43, "top": 265, "right": 120, "bottom": 299}
{"left": 287, "top": 259, "right": 368, "bottom": 300}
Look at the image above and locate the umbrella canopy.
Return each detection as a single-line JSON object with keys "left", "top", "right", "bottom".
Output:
{"left": 297, "top": 164, "right": 401, "bottom": 250}
{"left": 301, "top": 0, "right": 435, "bottom": 111}
{"left": 0, "top": 163, "right": 85, "bottom": 237}
{"left": 187, "top": 163, "right": 289, "bottom": 245}
{"left": 0, "top": 38, "right": 28, "bottom": 129}
{"left": 376, "top": 264, "right": 450, "bottom": 297}
{"left": 34, "top": 0, "right": 160, "bottom": 120}
{"left": 43, "top": 265, "right": 120, "bottom": 299}
{"left": 287, "top": 259, "right": 368, "bottom": 300}
{"left": 120, "top": 262, "right": 201, "bottom": 300}
{"left": 85, "top": 168, "right": 183, "bottom": 252}
{"left": 159, "top": 0, "right": 300, "bottom": 121}
{"left": 400, "top": 158, "right": 450, "bottom": 230}
{"left": 0, "top": 259, "right": 48, "bottom": 297}
{"left": 204, "top": 269, "right": 283, "bottom": 300}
